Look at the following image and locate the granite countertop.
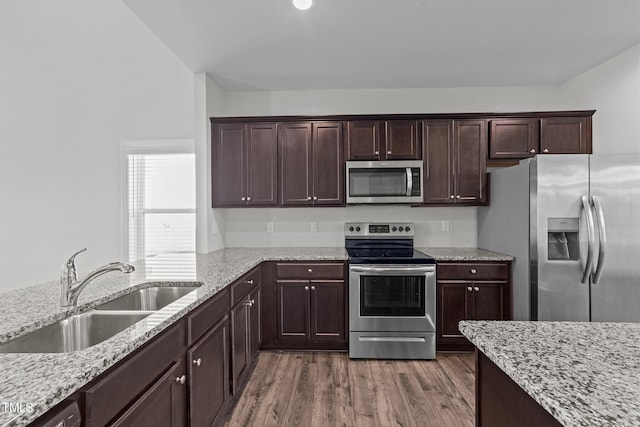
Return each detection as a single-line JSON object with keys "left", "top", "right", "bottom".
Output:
{"left": 0, "top": 247, "right": 346, "bottom": 427}
{"left": 419, "top": 247, "right": 513, "bottom": 261}
{"left": 459, "top": 321, "right": 640, "bottom": 427}
{"left": 0, "top": 246, "right": 509, "bottom": 426}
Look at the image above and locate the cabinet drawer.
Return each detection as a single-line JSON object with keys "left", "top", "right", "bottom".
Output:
{"left": 276, "top": 262, "right": 344, "bottom": 280}
{"left": 231, "top": 267, "right": 261, "bottom": 306}
{"left": 83, "top": 320, "right": 185, "bottom": 427}
{"left": 187, "top": 289, "right": 229, "bottom": 346}
{"left": 437, "top": 262, "right": 509, "bottom": 281}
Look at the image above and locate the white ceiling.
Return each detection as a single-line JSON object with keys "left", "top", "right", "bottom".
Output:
{"left": 124, "top": 0, "right": 640, "bottom": 91}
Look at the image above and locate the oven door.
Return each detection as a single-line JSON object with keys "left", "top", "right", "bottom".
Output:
{"left": 349, "top": 264, "right": 436, "bottom": 332}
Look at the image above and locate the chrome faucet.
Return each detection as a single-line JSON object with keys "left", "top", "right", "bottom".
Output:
{"left": 60, "top": 248, "right": 135, "bottom": 307}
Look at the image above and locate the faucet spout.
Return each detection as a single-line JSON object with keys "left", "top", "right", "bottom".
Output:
{"left": 60, "top": 251, "right": 135, "bottom": 307}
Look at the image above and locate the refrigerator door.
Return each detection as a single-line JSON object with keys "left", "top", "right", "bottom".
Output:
{"left": 589, "top": 154, "right": 640, "bottom": 322}
{"left": 533, "top": 155, "right": 590, "bottom": 321}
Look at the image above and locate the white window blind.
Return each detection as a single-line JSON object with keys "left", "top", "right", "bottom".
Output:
{"left": 125, "top": 145, "right": 196, "bottom": 279}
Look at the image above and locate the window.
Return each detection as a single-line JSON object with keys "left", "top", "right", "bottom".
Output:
{"left": 123, "top": 140, "right": 196, "bottom": 279}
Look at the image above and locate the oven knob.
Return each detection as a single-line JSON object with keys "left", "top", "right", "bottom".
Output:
{"left": 392, "top": 226, "right": 397, "bottom": 232}
{"left": 349, "top": 226, "right": 354, "bottom": 232}
{"left": 405, "top": 226, "right": 411, "bottom": 232}
{"left": 398, "top": 226, "right": 404, "bottom": 232}
{"left": 355, "top": 226, "right": 361, "bottom": 232}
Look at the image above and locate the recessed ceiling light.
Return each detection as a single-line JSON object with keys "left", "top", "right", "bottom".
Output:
{"left": 292, "top": 0, "right": 313, "bottom": 11}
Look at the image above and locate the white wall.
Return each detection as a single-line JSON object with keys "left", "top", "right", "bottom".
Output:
{"left": 0, "top": 0, "right": 194, "bottom": 291}
{"left": 560, "top": 43, "right": 640, "bottom": 153}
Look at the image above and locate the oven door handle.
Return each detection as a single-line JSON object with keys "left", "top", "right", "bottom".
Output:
{"left": 350, "top": 265, "right": 434, "bottom": 274}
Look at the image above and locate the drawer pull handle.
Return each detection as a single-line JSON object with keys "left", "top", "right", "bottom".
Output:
{"left": 530, "top": 149, "right": 536, "bottom": 154}
{"left": 305, "top": 286, "right": 309, "bottom": 291}
{"left": 175, "top": 375, "right": 186, "bottom": 385}
{"left": 193, "top": 358, "right": 201, "bottom": 366}
{"left": 307, "top": 268, "right": 313, "bottom": 273}
{"left": 543, "top": 148, "right": 549, "bottom": 153}
{"left": 474, "top": 286, "right": 480, "bottom": 292}
{"left": 470, "top": 269, "right": 477, "bottom": 274}
{"left": 247, "top": 279, "right": 254, "bottom": 285}
{"left": 375, "top": 150, "right": 380, "bottom": 155}
{"left": 311, "top": 286, "right": 315, "bottom": 291}
{"left": 467, "top": 286, "right": 473, "bottom": 292}
{"left": 387, "top": 150, "right": 392, "bottom": 155}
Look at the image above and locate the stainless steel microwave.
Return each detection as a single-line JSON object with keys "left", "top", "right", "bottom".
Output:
{"left": 346, "top": 160, "right": 423, "bottom": 204}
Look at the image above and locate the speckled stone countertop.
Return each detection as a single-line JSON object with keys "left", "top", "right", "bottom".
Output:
{"left": 418, "top": 247, "right": 513, "bottom": 261}
{"left": 0, "top": 248, "right": 346, "bottom": 427}
{"left": 459, "top": 321, "right": 640, "bottom": 427}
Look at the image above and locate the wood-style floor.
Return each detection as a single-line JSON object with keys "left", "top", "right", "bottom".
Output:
{"left": 225, "top": 352, "right": 475, "bottom": 427}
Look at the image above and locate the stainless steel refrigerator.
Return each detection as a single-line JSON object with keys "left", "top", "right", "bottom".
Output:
{"left": 478, "top": 154, "right": 640, "bottom": 322}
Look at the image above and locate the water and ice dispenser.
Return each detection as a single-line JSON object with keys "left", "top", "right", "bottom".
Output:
{"left": 547, "top": 218, "right": 580, "bottom": 260}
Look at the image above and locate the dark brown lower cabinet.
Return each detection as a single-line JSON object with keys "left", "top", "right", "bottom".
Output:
{"left": 111, "top": 361, "right": 187, "bottom": 427}
{"left": 436, "top": 262, "right": 511, "bottom": 351}
{"left": 476, "top": 351, "right": 562, "bottom": 426}
{"left": 187, "top": 317, "right": 229, "bottom": 427}
{"left": 231, "top": 285, "right": 261, "bottom": 395}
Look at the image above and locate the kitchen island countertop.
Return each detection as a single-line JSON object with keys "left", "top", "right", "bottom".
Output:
{"left": 460, "top": 320, "right": 640, "bottom": 427}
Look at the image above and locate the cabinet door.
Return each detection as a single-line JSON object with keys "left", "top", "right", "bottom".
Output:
{"left": 385, "top": 120, "right": 420, "bottom": 160}
{"left": 246, "top": 123, "right": 278, "bottom": 205}
{"left": 187, "top": 319, "right": 229, "bottom": 427}
{"left": 279, "top": 122, "right": 313, "bottom": 205}
{"left": 489, "top": 119, "right": 539, "bottom": 158}
{"left": 472, "top": 282, "right": 508, "bottom": 321}
{"left": 346, "top": 121, "right": 381, "bottom": 160}
{"left": 454, "top": 120, "right": 487, "bottom": 205}
{"left": 111, "top": 361, "right": 187, "bottom": 427}
{"left": 231, "top": 300, "right": 250, "bottom": 393}
{"left": 312, "top": 122, "right": 344, "bottom": 205}
{"left": 277, "top": 280, "right": 310, "bottom": 341}
{"left": 540, "top": 117, "right": 589, "bottom": 154}
{"left": 437, "top": 282, "right": 472, "bottom": 347}
{"left": 212, "top": 123, "right": 246, "bottom": 207}
{"left": 310, "top": 281, "right": 345, "bottom": 341}
{"left": 249, "top": 286, "right": 261, "bottom": 361}
{"left": 422, "top": 120, "right": 454, "bottom": 204}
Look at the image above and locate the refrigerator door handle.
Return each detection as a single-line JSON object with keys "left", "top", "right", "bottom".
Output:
{"left": 591, "top": 195, "right": 606, "bottom": 284}
{"left": 581, "top": 195, "right": 596, "bottom": 284}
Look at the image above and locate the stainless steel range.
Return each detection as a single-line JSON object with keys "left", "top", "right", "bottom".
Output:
{"left": 346, "top": 222, "right": 436, "bottom": 360}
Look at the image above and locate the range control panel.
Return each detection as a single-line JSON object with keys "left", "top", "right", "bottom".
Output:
{"left": 344, "top": 222, "right": 415, "bottom": 238}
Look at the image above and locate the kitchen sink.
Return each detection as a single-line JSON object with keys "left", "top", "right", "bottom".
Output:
{"left": 95, "top": 286, "right": 199, "bottom": 311}
{"left": 0, "top": 311, "right": 153, "bottom": 353}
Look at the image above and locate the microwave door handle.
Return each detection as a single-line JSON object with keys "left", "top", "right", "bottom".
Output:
{"left": 406, "top": 168, "right": 413, "bottom": 196}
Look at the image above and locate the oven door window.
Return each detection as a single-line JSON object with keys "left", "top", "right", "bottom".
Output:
{"left": 360, "top": 275, "right": 425, "bottom": 316}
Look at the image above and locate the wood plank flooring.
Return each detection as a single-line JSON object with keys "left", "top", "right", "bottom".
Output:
{"left": 225, "top": 352, "right": 475, "bottom": 427}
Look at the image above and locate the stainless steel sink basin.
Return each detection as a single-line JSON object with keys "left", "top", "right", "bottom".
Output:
{"left": 95, "top": 286, "right": 199, "bottom": 311}
{"left": 0, "top": 311, "right": 152, "bottom": 353}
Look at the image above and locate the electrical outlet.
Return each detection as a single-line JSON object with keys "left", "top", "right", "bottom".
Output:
{"left": 442, "top": 220, "right": 450, "bottom": 232}
{"left": 310, "top": 221, "right": 318, "bottom": 232}
{"left": 266, "top": 222, "right": 274, "bottom": 233}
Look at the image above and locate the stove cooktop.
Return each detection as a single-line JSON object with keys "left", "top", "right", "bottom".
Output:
{"left": 346, "top": 247, "right": 436, "bottom": 265}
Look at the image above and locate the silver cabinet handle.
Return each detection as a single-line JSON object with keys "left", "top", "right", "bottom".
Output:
{"left": 241, "top": 197, "right": 246, "bottom": 201}
{"left": 450, "top": 195, "right": 455, "bottom": 199}
{"left": 374, "top": 150, "right": 379, "bottom": 155}
{"left": 542, "top": 148, "right": 549, "bottom": 153}
{"left": 247, "top": 196, "right": 251, "bottom": 201}
{"left": 307, "top": 196, "right": 311, "bottom": 200}
{"left": 305, "top": 285, "right": 309, "bottom": 291}
{"left": 193, "top": 358, "right": 201, "bottom": 366}
{"left": 387, "top": 150, "right": 392, "bottom": 155}
{"left": 591, "top": 195, "right": 606, "bottom": 284}
{"left": 467, "top": 286, "right": 473, "bottom": 292}
{"left": 245, "top": 300, "right": 252, "bottom": 306}
{"left": 175, "top": 375, "right": 186, "bottom": 384}
{"left": 313, "top": 196, "right": 318, "bottom": 200}
{"left": 530, "top": 149, "right": 536, "bottom": 154}
{"left": 311, "top": 286, "right": 315, "bottom": 291}
{"left": 247, "top": 279, "right": 254, "bottom": 285}
{"left": 580, "top": 195, "right": 596, "bottom": 284}
{"left": 470, "top": 269, "right": 477, "bottom": 274}
{"left": 456, "top": 195, "right": 461, "bottom": 199}
{"left": 474, "top": 286, "right": 479, "bottom": 291}
{"left": 307, "top": 268, "right": 313, "bottom": 273}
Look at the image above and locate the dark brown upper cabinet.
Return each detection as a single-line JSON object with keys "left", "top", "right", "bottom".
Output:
{"left": 489, "top": 115, "right": 591, "bottom": 160}
{"left": 489, "top": 119, "right": 539, "bottom": 158}
{"left": 212, "top": 122, "right": 278, "bottom": 207}
{"left": 423, "top": 120, "right": 487, "bottom": 205}
{"left": 347, "top": 120, "right": 420, "bottom": 160}
{"left": 279, "top": 121, "right": 344, "bottom": 206}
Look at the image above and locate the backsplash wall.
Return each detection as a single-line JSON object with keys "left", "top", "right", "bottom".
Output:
{"left": 220, "top": 206, "right": 477, "bottom": 248}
